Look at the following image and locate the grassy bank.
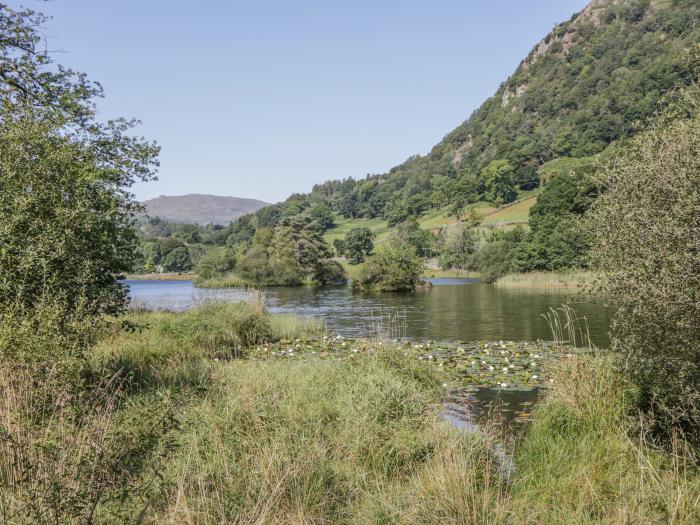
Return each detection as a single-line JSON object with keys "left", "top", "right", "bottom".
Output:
{"left": 495, "top": 270, "right": 596, "bottom": 290}
{"left": 125, "top": 272, "right": 194, "bottom": 281}
{"left": 2, "top": 302, "right": 697, "bottom": 523}
{"left": 192, "top": 272, "right": 252, "bottom": 288}
{"left": 422, "top": 268, "right": 481, "bottom": 279}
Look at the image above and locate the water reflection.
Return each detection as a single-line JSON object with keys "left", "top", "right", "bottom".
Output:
{"left": 125, "top": 278, "right": 613, "bottom": 346}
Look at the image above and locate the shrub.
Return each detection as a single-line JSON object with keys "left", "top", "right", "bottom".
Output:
{"left": 586, "top": 83, "right": 700, "bottom": 447}
{"left": 236, "top": 246, "right": 305, "bottom": 287}
{"left": 194, "top": 246, "right": 236, "bottom": 279}
{"left": 310, "top": 259, "right": 348, "bottom": 286}
{"left": 472, "top": 227, "right": 526, "bottom": 283}
{"left": 158, "top": 301, "right": 272, "bottom": 358}
{"left": 352, "top": 245, "right": 423, "bottom": 292}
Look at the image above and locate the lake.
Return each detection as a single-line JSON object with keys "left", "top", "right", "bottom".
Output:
{"left": 125, "top": 278, "right": 613, "bottom": 347}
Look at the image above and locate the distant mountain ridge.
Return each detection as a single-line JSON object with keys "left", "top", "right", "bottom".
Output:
{"left": 142, "top": 194, "right": 269, "bottom": 225}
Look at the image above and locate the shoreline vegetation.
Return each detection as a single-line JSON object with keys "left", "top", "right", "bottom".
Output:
{"left": 5, "top": 301, "right": 697, "bottom": 522}
{"left": 143, "top": 269, "right": 595, "bottom": 293}
{"left": 125, "top": 272, "right": 194, "bottom": 281}
{"left": 494, "top": 270, "right": 596, "bottom": 289}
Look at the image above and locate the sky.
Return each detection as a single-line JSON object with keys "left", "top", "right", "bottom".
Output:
{"left": 34, "top": 0, "right": 589, "bottom": 203}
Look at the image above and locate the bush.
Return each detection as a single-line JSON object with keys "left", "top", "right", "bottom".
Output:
{"left": 194, "top": 246, "right": 236, "bottom": 279}
{"left": 472, "top": 227, "right": 526, "bottom": 283}
{"left": 586, "top": 83, "right": 700, "bottom": 447}
{"left": 236, "top": 246, "right": 305, "bottom": 287}
{"left": 352, "top": 245, "right": 423, "bottom": 292}
{"left": 310, "top": 259, "right": 348, "bottom": 286}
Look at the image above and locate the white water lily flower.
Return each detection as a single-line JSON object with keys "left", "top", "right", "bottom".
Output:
{"left": 532, "top": 375, "right": 538, "bottom": 379}
{"left": 500, "top": 382, "right": 508, "bottom": 388}
{"left": 442, "top": 383, "right": 449, "bottom": 388}
{"left": 488, "top": 365, "right": 495, "bottom": 371}
{"left": 502, "top": 367, "right": 509, "bottom": 373}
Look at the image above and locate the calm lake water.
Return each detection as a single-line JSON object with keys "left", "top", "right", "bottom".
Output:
{"left": 125, "top": 278, "right": 613, "bottom": 346}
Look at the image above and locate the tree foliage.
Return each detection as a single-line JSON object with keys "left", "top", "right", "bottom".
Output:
{"left": 351, "top": 244, "right": 423, "bottom": 293}
{"left": 0, "top": 6, "right": 159, "bottom": 317}
{"left": 587, "top": 81, "right": 700, "bottom": 447}
{"left": 482, "top": 160, "right": 517, "bottom": 206}
{"left": 438, "top": 224, "right": 478, "bottom": 270}
{"left": 344, "top": 227, "right": 374, "bottom": 265}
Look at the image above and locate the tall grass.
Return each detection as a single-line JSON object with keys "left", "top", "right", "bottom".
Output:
{"left": 0, "top": 303, "right": 179, "bottom": 524}
{"left": 495, "top": 270, "right": 595, "bottom": 289}
{"left": 192, "top": 272, "right": 251, "bottom": 289}
{"left": 151, "top": 354, "right": 512, "bottom": 524}
{"left": 510, "top": 355, "right": 700, "bottom": 523}
{"left": 2, "top": 300, "right": 698, "bottom": 523}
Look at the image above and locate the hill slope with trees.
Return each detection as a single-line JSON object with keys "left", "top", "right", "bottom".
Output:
{"left": 189, "top": 0, "right": 698, "bottom": 285}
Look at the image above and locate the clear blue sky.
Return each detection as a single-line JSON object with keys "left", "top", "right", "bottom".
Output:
{"left": 35, "top": 0, "right": 588, "bottom": 203}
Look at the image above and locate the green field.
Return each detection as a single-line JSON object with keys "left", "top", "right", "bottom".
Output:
{"left": 323, "top": 189, "right": 541, "bottom": 247}
{"left": 480, "top": 195, "right": 538, "bottom": 226}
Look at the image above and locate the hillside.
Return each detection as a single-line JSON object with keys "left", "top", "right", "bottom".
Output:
{"left": 142, "top": 194, "right": 269, "bottom": 225}
{"left": 224, "top": 0, "right": 699, "bottom": 239}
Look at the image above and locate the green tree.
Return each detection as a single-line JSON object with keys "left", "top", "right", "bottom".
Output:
{"left": 174, "top": 224, "right": 202, "bottom": 244}
{"left": 0, "top": 7, "right": 158, "bottom": 318}
{"left": 391, "top": 218, "right": 436, "bottom": 258}
{"left": 471, "top": 227, "right": 526, "bottom": 283}
{"left": 344, "top": 227, "right": 375, "bottom": 264}
{"left": 195, "top": 247, "right": 236, "bottom": 279}
{"left": 586, "top": 83, "right": 700, "bottom": 446}
{"left": 332, "top": 238, "right": 346, "bottom": 257}
{"left": 144, "top": 257, "right": 156, "bottom": 274}
{"left": 352, "top": 244, "right": 423, "bottom": 292}
{"left": 481, "top": 160, "right": 517, "bottom": 206}
{"left": 308, "top": 202, "right": 336, "bottom": 232}
{"left": 163, "top": 247, "right": 192, "bottom": 272}
{"left": 438, "top": 224, "right": 478, "bottom": 270}
{"left": 515, "top": 171, "right": 597, "bottom": 271}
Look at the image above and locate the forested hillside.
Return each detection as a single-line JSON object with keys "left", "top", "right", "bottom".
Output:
{"left": 228, "top": 0, "right": 698, "bottom": 227}
{"left": 137, "top": 0, "right": 699, "bottom": 283}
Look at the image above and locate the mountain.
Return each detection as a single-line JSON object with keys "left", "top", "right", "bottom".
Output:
{"left": 142, "top": 194, "right": 269, "bottom": 225}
